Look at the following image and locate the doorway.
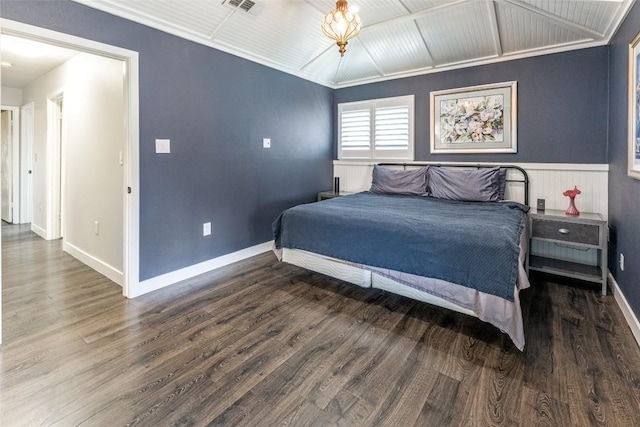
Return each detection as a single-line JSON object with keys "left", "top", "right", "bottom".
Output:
{"left": 1, "top": 110, "right": 13, "bottom": 223}
{"left": 0, "top": 19, "right": 141, "bottom": 345}
{"left": 1, "top": 106, "right": 20, "bottom": 224}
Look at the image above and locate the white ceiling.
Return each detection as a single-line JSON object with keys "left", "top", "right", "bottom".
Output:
{"left": 0, "top": 34, "right": 78, "bottom": 88}
{"left": 72, "top": 0, "right": 635, "bottom": 88}
{"left": 8, "top": 0, "right": 636, "bottom": 89}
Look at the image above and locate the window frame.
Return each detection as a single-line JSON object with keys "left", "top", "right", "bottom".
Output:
{"left": 337, "top": 95, "right": 415, "bottom": 160}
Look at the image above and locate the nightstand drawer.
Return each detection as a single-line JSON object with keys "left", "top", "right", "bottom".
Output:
{"left": 531, "top": 219, "right": 600, "bottom": 246}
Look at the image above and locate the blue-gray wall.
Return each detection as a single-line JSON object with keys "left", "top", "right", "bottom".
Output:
{"left": 608, "top": 3, "right": 640, "bottom": 318}
{"left": 1, "top": 0, "right": 334, "bottom": 280}
{"left": 335, "top": 47, "right": 609, "bottom": 164}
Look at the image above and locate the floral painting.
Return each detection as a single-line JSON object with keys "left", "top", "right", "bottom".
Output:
{"left": 431, "top": 82, "right": 517, "bottom": 154}
{"left": 439, "top": 95, "right": 504, "bottom": 143}
{"left": 630, "top": 32, "right": 640, "bottom": 179}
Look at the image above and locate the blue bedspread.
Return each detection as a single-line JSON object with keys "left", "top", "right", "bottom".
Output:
{"left": 273, "top": 192, "right": 529, "bottom": 301}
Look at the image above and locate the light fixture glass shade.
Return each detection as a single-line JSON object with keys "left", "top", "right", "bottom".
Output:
{"left": 321, "top": 0, "right": 362, "bottom": 57}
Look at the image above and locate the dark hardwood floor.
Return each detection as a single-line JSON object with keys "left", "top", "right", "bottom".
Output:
{"left": 1, "top": 223, "right": 639, "bottom": 426}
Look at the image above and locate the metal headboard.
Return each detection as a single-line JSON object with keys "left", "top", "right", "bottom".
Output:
{"left": 377, "top": 163, "right": 529, "bottom": 206}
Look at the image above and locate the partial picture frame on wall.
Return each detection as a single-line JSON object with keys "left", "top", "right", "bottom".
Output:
{"left": 629, "top": 31, "right": 640, "bottom": 179}
{"left": 430, "top": 81, "right": 517, "bottom": 154}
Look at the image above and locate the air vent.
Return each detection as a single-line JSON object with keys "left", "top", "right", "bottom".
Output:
{"left": 239, "top": 0, "right": 254, "bottom": 12}
{"left": 222, "top": 0, "right": 262, "bottom": 15}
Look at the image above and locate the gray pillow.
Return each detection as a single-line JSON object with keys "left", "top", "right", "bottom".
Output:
{"left": 370, "top": 165, "right": 428, "bottom": 196}
{"left": 428, "top": 167, "right": 501, "bottom": 202}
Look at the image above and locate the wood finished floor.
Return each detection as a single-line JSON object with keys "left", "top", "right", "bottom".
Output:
{"left": 1, "top": 224, "right": 640, "bottom": 426}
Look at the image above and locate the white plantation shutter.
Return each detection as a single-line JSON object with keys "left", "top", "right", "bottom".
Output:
{"left": 340, "top": 108, "right": 370, "bottom": 152}
{"left": 374, "top": 105, "right": 409, "bottom": 150}
{"left": 338, "top": 95, "right": 413, "bottom": 160}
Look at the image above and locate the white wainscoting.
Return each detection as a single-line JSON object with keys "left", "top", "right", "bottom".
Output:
{"left": 333, "top": 161, "right": 609, "bottom": 266}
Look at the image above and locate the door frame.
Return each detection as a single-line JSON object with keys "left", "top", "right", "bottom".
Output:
{"left": 20, "top": 102, "right": 34, "bottom": 224}
{"left": 1, "top": 106, "right": 20, "bottom": 223}
{"left": 0, "top": 19, "right": 140, "bottom": 300}
{"left": 46, "top": 92, "right": 64, "bottom": 240}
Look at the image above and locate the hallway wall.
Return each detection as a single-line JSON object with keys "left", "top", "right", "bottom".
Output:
{"left": 21, "top": 52, "right": 125, "bottom": 282}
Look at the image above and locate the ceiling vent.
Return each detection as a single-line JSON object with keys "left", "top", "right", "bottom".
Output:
{"left": 222, "top": 0, "right": 263, "bottom": 16}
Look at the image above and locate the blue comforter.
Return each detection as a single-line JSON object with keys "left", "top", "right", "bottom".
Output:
{"left": 273, "top": 192, "right": 528, "bottom": 301}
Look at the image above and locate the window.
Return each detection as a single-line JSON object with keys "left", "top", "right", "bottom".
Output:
{"left": 338, "top": 95, "right": 414, "bottom": 160}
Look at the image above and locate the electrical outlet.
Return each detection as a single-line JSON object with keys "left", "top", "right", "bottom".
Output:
{"left": 619, "top": 253, "right": 625, "bottom": 271}
{"left": 203, "top": 222, "right": 211, "bottom": 236}
{"left": 262, "top": 138, "right": 271, "bottom": 148}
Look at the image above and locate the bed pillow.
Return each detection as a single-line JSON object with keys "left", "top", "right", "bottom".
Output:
{"left": 428, "top": 167, "right": 501, "bottom": 202}
{"left": 369, "top": 165, "right": 428, "bottom": 196}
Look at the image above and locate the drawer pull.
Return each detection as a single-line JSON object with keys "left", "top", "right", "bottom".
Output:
{"left": 558, "top": 228, "right": 570, "bottom": 234}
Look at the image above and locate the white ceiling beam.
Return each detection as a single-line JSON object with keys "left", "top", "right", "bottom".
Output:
{"left": 504, "top": 0, "right": 606, "bottom": 40}
{"left": 300, "top": 44, "right": 336, "bottom": 72}
{"left": 412, "top": 20, "right": 436, "bottom": 66}
{"left": 396, "top": 0, "right": 413, "bottom": 15}
{"left": 486, "top": 0, "right": 503, "bottom": 57}
{"left": 356, "top": 38, "right": 387, "bottom": 77}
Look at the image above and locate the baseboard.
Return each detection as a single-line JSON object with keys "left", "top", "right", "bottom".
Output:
{"left": 608, "top": 270, "right": 640, "bottom": 349}
{"left": 31, "top": 223, "right": 47, "bottom": 239}
{"left": 131, "top": 240, "right": 274, "bottom": 298}
{"left": 63, "top": 241, "right": 123, "bottom": 286}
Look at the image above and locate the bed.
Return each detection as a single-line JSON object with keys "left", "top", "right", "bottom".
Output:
{"left": 272, "top": 163, "right": 531, "bottom": 350}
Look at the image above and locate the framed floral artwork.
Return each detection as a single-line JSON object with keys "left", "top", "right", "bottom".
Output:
{"left": 628, "top": 32, "right": 640, "bottom": 180}
{"left": 430, "top": 81, "right": 517, "bottom": 154}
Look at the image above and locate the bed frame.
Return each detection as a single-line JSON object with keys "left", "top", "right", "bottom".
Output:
{"left": 280, "top": 163, "right": 531, "bottom": 349}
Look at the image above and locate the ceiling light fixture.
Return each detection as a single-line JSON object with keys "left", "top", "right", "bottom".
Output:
{"left": 321, "top": 0, "right": 362, "bottom": 57}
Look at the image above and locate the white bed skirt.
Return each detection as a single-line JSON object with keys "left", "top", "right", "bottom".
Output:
{"left": 277, "top": 247, "right": 530, "bottom": 351}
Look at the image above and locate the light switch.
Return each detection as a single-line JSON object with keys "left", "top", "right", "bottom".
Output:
{"left": 262, "top": 138, "right": 271, "bottom": 148}
{"left": 156, "top": 139, "right": 171, "bottom": 154}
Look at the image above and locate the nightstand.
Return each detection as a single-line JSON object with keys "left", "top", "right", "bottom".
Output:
{"left": 317, "top": 191, "right": 352, "bottom": 201}
{"left": 527, "top": 209, "right": 608, "bottom": 295}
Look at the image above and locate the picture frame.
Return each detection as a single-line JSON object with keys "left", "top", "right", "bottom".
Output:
{"left": 430, "top": 81, "right": 517, "bottom": 154}
{"left": 628, "top": 32, "right": 640, "bottom": 180}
